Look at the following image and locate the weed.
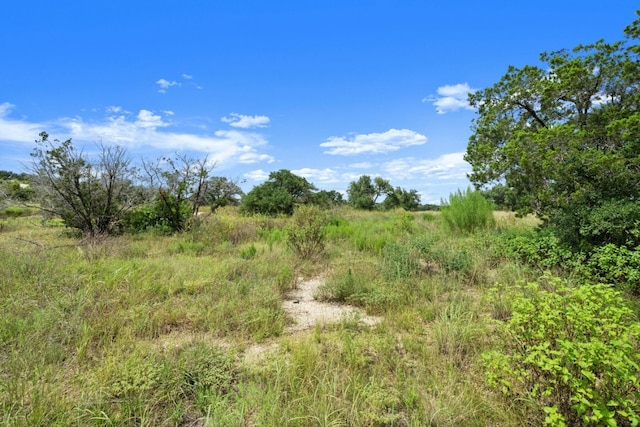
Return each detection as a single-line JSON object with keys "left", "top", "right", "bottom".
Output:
{"left": 441, "top": 187, "right": 495, "bottom": 233}
{"left": 286, "top": 205, "right": 328, "bottom": 260}
{"left": 483, "top": 278, "right": 640, "bottom": 426}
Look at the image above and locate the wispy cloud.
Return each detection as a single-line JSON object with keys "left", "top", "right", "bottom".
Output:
{"left": 320, "top": 129, "right": 427, "bottom": 156}
{"left": 156, "top": 78, "right": 180, "bottom": 93}
{"left": 156, "top": 74, "right": 201, "bottom": 93}
{"left": 424, "top": 83, "right": 477, "bottom": 114}
{"left": 221, "top": 113, "right": 271, "bottom": 129}
{"left": 348, "top": 162, "right": 374, "bottom": 169}
{"left": 0, "top": 103, "right": 275, "bottom": 168}
{"left": 382, "top": 153, "right": 471, "bottom": 181}
{"left": 0, "top": 102, "right": 46, "bottom": 143}
{"left": 292, "top": 168, "right": 340, "bottom": 184}
{"left": 106, "top": 105, "right": 124, "bottom": 114}
{"left": 244, "top": 169, "right": 270, "bottom": 181}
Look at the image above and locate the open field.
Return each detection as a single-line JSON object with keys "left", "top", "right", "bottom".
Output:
{"left": 0, "top": 207, "right": 630, "bottom": 426}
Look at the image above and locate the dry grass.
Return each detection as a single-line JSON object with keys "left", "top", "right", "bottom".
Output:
{"left": 0, "top": 207, "right": 537, "bottom": 426}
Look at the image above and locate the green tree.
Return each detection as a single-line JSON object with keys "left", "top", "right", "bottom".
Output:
{"left": 347, "top": 175, "right": 393, "bottom": 210}
{"left": 382, "top": 187, "right": 421, "bottom": 211}
{"left": 203, "top": 176, "right": 244, "bottom": 212}
{"left": 465, "top": 13, "right": 640, "bottom": 247}
{"left": 481, "top": 184, "right": 515, "bottom": 211}
{"left": 138, "top": 154, "right": 212, "bottom": 232}
{"left": 240, "top": 169, "right": 317, "bottom": 216}
{"left": 311, "top": 189, "right": 344, "bottom": 208}
{"left": 30, "top": 132, "right": 137, "bottom": 236}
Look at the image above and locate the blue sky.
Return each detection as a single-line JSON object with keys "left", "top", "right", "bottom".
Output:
{"left": 1, "top": 1, "right": 636, "bottom": 203}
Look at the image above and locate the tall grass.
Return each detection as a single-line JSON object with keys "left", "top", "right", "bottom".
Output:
{"left": 441, "top": 187, "right": 495, "bottom": 233}
{"left": 0, "top": 206, "right": 554, "bottom": 426}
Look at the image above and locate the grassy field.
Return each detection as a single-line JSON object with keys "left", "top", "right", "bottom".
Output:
{"left": 0, "top": 207, "right": 583, "bottom": 425}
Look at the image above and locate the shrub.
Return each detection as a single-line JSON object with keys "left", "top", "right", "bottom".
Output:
{"left": 286, "top": 204, "right": 328, "bottom": 260}
{"left": 497, "top": 229, "right": 577, "bottom": 270}
{"left": 483, "top": 278, "right": 640, "bottom": 426}
{"left": 122, "top": 200, "right": 191, "bottom": 235}
{"left": 239, "top": 243, "right": 257, "bottom": 259}
{"left": 440, "top": 187, "right": 494, "bottom": 233}
{"left": 0, "top": 206, "right": 34, "bottom": 218}
{"left": 587, "top": 244, "right": 640, "bottom": 294}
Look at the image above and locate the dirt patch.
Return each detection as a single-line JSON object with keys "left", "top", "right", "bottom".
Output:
{"left": 152, "top": 276, "right": 382, "bottom": 364}
{"left": 240, "top": 277, "right": 381, "bottom": 364}
{"left": 282, "top": 276, "right": 381, "bottom": 333}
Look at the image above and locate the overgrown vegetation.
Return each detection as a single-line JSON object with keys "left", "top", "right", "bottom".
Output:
{"left": 484, "top": 278, "right": 640, "bottom": 426}
{"left": 2, "top": 201, "right": 638, "bottom": 426}
{"left": 441, "top": 187, "right": 495, "bottom": 233}
{"left": 2, "top": 12, "right": 639, "bottom": 426}
{"left": 465, "top": 12, "right": 640, "bottom": 250}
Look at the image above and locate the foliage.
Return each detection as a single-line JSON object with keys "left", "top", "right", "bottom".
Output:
{"left": 203, "top": 176, "right": 244, "bottom": 212}
{"left": 30, "top": 131, "right": 137, "bottom": 236}
{"left": 0, "top": 206, "right": 36, "bottom": 218}
{"left": 483, "top": 278, "right": 640, "bottom": 426}
{"left": 465, "top": 14, "right": 640, "bottom": 247}
{"left": 497, "top": 228, "right": 577, "bottom": 271}
{"left": 481, "top": 184, "right": 515, "bottom": 211}
{"left": 346, "top": 175, "right": 393, "bottom": 210}
{"left": 440, "top": 187, "right": 495, "bottom": 233}
{"left": 382, "top": 186, "right": 421, "bottom": 211}
{"left": 382, "top": 240, "right": 424, "bottom": 280}
{"left": 122, "top": 196, "right": 190, "bottom": 235}
{"left": 311, "top": 189, "right": 344, "bottom": 208}
{"left": 140, "top": 153, "right": 213, "bottom": 232}
{"left": 0, "top": 179, "right": 36, "bottom": 202}
{"left": 286, "top": 204, "right": 328, "bottom": 260}
{"left": 241, "top": 169, "right": 317, "bottom": 216}
{"left": 588, "top": 244, "right": 640, "bottom": 294}
{"left": 1, "top": 205, "right": 621, "bottom": 426}
{"left": 0, "top": 170, "right": 32, "bottom": 181}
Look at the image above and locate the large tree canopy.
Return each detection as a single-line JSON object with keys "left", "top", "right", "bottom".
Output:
{"left": 465, "top": 12, "right": 640, "bottom": 247}
{"left": 240, "top": 169, "right": 317, "bottom": 216}
{"left": 347, "top": 175, "right": 393, "bottom": 210}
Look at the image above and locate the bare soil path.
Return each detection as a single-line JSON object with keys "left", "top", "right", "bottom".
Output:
{"left": 242, "top": 276, "right": 381, "bottom": 363}
{"left": 154, "top": 276, "right": 381, "bottom": 364}
{"left": 282, "top": 276, "right": 381, "bottom": 333}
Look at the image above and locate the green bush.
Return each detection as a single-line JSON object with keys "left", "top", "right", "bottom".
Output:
{"left": 286, "top": 205, "right": 328, "bottom": 260}
{"left": 483, "top": 278, "right": 640, "bottom": 426}
{"left": 497, "top": 229, "right": 578, "bottom": 270}
{"left": 239, "top": 243, "right": 257, "bottom": 259}
{"left": 587, "top": 244, "right": 640, "bottom": 294}
{"left": 122, "top": 200, "right": 190, "bottom": 235}
{"left": 0, "top": 206, "right": 34, "bottom": 218}
{"left": 441, "top": 187, "right": 495, "bottom": 233}
{"left": 549, "top": 200, "right": 640, "bottom": 250}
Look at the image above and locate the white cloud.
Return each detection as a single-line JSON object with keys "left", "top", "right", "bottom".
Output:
{"left": 182, "top": 74, "right": 193, "bottom": 80}
{"left": 424, "top": 83, "right": 477, "bottom": 114}
{"left": 320, "top": 128, "right": 427, "bottom": 156}
{"left": 135, "top": 110, "right": 169, "bottom": 129}
{"left": 382, "top": 152, "right": 471, "bottom": 181}
{"left": 156, "top": 78, "right": 180, "bottom": 93}
{"left": 221, "top": 113, "right": 271, "bottom": 129}
{"left": 244, "top": 169, "right": 270, "bottom": 181}
{"left": 292, "top": 168, "right": 340, "bottom": 184}
{"left": 348, "top": 162, "right": 373, "bottom": 169}
{"left": 0, "top": 102, "right": 46, "bottom": 143}
{"left": 106, "top": 105, "right": 123, "bottom": 114}
{"left": 0, "top": 103, "right": 275, "bottom": 168}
